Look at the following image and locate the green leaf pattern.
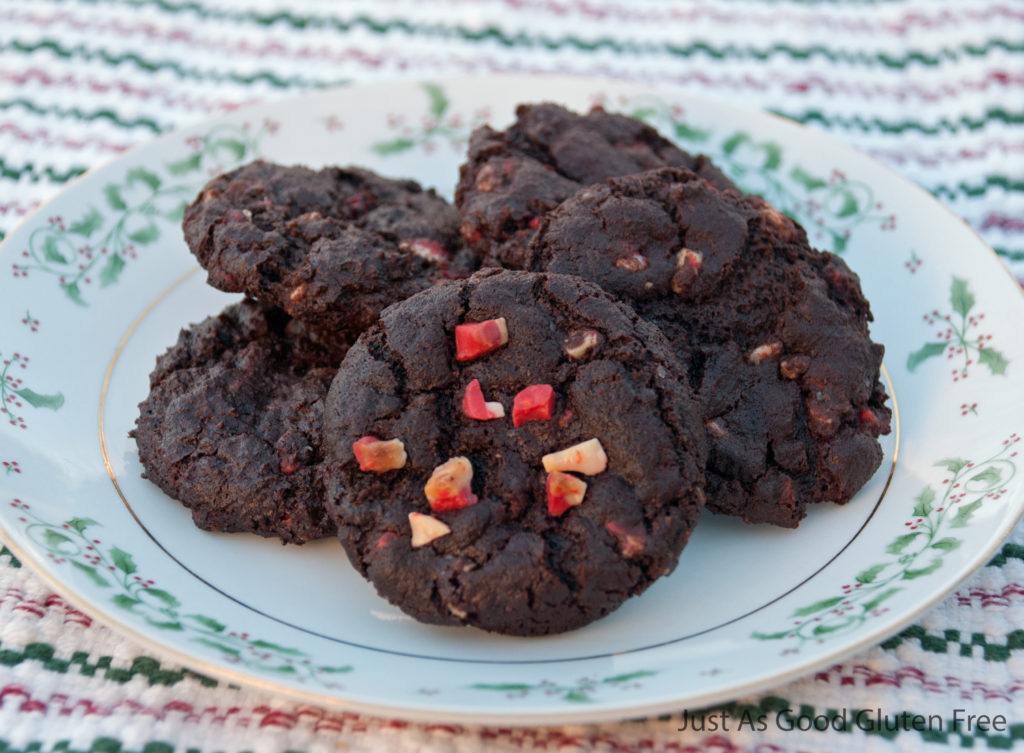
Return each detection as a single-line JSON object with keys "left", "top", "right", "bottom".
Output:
{"left": 8, "top": 504, "right": 352, "bottom": 686}
{"left": 471, "top": 670, "right": 657, "bottom": 702}
{"left": 1, "top": 349, "right": 64, "bottom": 430}
{"left": 371, "top": 82, "right": 489, "bottom": 156}
{"left": 907, "top": 277, "right": 1009, "bottom": 384}
{"left": 753, "top": 436, "right": 1019, "bottom": 652}
{"left": 616, "top": 93, "right": 896, "bottom": 253}
{"left": 1, "top": 82, "right": 1018, "bottom": 693}
{"left": 11, "top": 122, "right": 271, "bottom": 305}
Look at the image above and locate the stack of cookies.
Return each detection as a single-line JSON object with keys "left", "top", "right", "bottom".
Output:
{"left": 134, "top": 103, "right": 891, "bottom": 636}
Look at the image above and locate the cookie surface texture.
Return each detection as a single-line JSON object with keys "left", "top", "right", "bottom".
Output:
{"left": 133, "top": 299, "right": 345, "bottom": 544}
{"left": 183, "top": 160, "right": 472, "bottom": 338}
{"left": 526, "top": 167, "right": 891, "bottom": 527}
{"left": 455, "top": 102, "right": 736, "bottom": 268}
{"left": 324, "top": 269, "right": 707, "bottom": 635}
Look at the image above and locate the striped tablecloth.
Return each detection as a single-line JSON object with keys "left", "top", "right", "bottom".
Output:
{"left": 1, "top": 1, "right": 1022, "bottom": 750}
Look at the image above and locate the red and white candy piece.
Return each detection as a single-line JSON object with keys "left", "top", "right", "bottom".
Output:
{"left": 546, "top": 471, "right": 587, "bottom": 516}
{"left": 399, "top": 237, "right": 448, "bottom": 262}
{"left": 512, "top": 384, "right": 555, "bottom": 427}
{"left": 424, "top": 456, "right": 479, "bottom": 512}
{"left": 542, "top": 438, "right": 608, "bottom": 475}
{"left": 671, "top": 248, "right": 703, "bottom": 295}
{"left": 462, "top": 379, "right": 505, "bottom": 420}
{"left": 455, "top": 317, "right": 509, "bottom": 361}
{"left": 564, "top": 329, "right": 600, "bottom": 360}
{"left": 352, "top": 436, "right": 407, "bottom": 473}
{"left": 614, "top": 252, "right": 649, "bottom": 272}
{"left": 748, "top": 342, "right": 783, "bottom": 365}
{"left": 605, "top": 521, "right": 645, "bottom": 558}
{"left": 409, "top": 512, "right": 451, "bottom": 548}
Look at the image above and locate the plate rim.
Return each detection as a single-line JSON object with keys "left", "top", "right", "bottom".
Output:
{"left": 1, "top": 73, "right": 1022, "bottom": 725}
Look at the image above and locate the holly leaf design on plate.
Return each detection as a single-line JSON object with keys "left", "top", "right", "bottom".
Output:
{"left": 109, "top": 546, "right": 137, "bottom": 575}
{"left": 104, "top": 184, "right": 127, "bottom": 211}
{"left": 372, "top": 138, "right": 416, "bottom": 156}
{"left": 68, "top": 208, "right": 104, "bottom": 238}
{"left": 907, "top": 342, "right": 947, "bottom": 372}
{"left": 42, "top": 236, "right": 69, "bottom": 265}
{"left": 950, "top": 276, "right": 975, "bottom": 318}
{"left": 71, "top": 560, "right": 110, "bottom": 587}
{"left": 99, "top": 254, "right": 126, "bottom": 287}
{"left": 978, "top": 347, "right": 1009, "bottom": 376}
{"left": 791, "top": 596, "right": 843, "bottom": 617}
{"left": 166, "top": 152, "right": 202, "bottom": 175}
{"left": 912, "top": 487, "right": 936, "bottom": 517}
{"left": 423, "top": 82, "right": 449, "bottom": 118}
{"left": 12, "top": 388, "right": 64, "bottom": 411}
{"left": 125, "top": 167, "right": 161, "bottom": 192}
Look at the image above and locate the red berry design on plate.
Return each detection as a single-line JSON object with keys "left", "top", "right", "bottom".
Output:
{"left": 352, "top": 436, "right": 408, "bottom": 473}
{"left": 455, "top": 318, "right": 508, "bottom": 361}
{"left": 20, "top": 311, "right": 39, "bottom": 333}
{"left": 462, "top": 379, "right": 505, "bottom": 420}
{"left": 546, "top": 471, "right": 587, "bottom": 516}
{"left": 512, "top": 384, "right": 555, "bottom": 427}
{"left": 425, "top": 456, "right": 478, "bottom": 512}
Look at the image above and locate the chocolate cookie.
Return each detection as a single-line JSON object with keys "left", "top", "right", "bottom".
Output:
{"left": 132, "top": 299, "right": 346, "bottom": 544}
{"left": 323, "top": 269, "right": 707, "bottom": 635}
{"left": 183, "top": 160, "right": 474, "bottom": 338}
{"left": 524, "top": 167, "right": 891, "bottom": 527}
{"left": 455, "top": 102, "right": 736, "bottom": 268}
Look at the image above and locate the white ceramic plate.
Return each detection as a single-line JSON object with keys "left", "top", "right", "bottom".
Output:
{"left": 0, "top": 76, "right": 1021, "bottom": 725}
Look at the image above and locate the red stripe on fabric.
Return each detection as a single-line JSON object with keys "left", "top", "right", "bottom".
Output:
{"left": 955, "top": 583, "right": 1024, "bottom": 607}
{"left": 868, "top": 140, "right": 1024, "bottom": 168}
{"left": 0, "top": 122, "right": 131, "bottom": 154}
{"left": 2, "top": 13, "right": 1023, "bottom": 105}
{"left": 0, "top": 69, "right": 255, "bottom": 115}
{"left": 0, "top": 588, "right": 93, "bottom": 626}
{"left": 465, "top": 0, "right": 1024, "bottom": 35}
{"left": 6, "top": 2, "right": 1023, "bottom": 38}
{"left": 981, "top": 214, "right": 1024, "bottom": 233}
{"left": 812, "top": 664, "right": 1024, "bottom": 701}
{"left": 0, "top": 686, "right": 798, "bottom": 751}
{"left": 0, "top": 201, "right": 40, "bottom": 216}
{"left": 782, "top": 71, "right": 1024, "bottom": 103}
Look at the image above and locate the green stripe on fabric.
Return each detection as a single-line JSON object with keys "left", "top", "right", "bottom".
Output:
{"left": 0, "top": 641, "right": 217, "bottom": 687}
{"left": 0, "top": 99, "right": 164, "bottom": 134}
{"left": 0, "top": 740, "right": 179, "bottom": 753}
{"left": 0, "top": 158, "right": 87, "bottom": 184}
{"left": 2, "top": 40, "right": 335, "bottom": 90}
{"left": 778, "top": 107, "right": 1024, "bottom": 134}
{"left": 988, "top": 541, "right": 1024, "bottom": 566}
{"left": 36, "top": 3, "right": 1024, "bottom": 66}
{"left": 994, "top": 247, "right": 1024, "bottom": 263}
{"left": 0, "top": 546, "right": 21, "bottom": 568}
{"left": 881, "top": 625, "right": 1024, "bottom": 661}
{"left": 931, "top": 176, "right": 1024, "bottom": 200}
